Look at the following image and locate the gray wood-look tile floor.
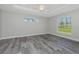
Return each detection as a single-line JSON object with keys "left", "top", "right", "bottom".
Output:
{"left": 0, "top": 34, "right": 79, "bottom": 54}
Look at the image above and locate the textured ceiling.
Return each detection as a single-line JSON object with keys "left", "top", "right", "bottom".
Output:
{"left": 0, "top": 4, "right": 79, "bottom": 17}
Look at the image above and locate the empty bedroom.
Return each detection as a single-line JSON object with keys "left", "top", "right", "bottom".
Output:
{"left": 0, "top": 4, "right": 79, "bottom": 54}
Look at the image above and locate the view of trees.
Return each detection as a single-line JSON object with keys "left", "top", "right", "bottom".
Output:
{"left": 58, "top": 16, "right": 72, "bottom": 33}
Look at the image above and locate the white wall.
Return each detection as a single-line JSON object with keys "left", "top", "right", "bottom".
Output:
{"left": 0, "top": 10, "right": 2, "bottom": 38}
{"left": 49, "top": 9, "right": 79, "bottom": 42}
{"left": 1, "top": 10, "right": 48, "bottom": 39}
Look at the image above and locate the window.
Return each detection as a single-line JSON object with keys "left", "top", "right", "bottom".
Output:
{"left": 58, "top": 16, "right": 72, "bottom": 33}
{"left": 24, "top": 16, "right": 39, "bottom": 23}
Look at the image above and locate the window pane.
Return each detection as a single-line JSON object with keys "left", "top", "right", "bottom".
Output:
{"left": 58, "top": 16, "right": 72, "bottom": 33}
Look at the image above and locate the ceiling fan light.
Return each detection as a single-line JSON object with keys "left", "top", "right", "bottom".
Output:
{"left": 39, "top": 5, "right": 44, "bottom": 10}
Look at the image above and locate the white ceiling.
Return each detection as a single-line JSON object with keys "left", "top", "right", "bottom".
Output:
{"left": 0, "top": 4, "right": 79, "bottom": 17}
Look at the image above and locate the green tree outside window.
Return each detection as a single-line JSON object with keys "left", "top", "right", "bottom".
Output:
{"left": 58, "top": 16, "right": 72, "bottom": 33}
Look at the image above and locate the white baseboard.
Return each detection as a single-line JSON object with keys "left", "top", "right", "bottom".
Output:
{"left": 50, "top": 33, "right": 79, "bottom": 42}
{"left": 0, "top": 33, "right": 79, "bottom": 42}
{"left": 0, "top": 33, "right": 48, "bottom": 40}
